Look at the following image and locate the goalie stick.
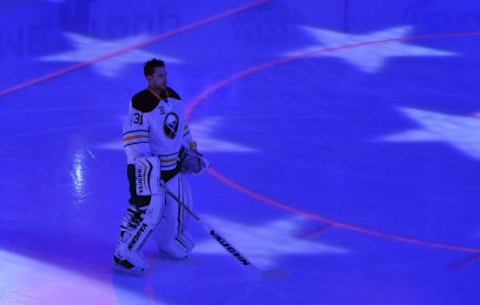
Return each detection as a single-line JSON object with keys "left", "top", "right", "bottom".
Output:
{"left": 159, "top": 183, "right": 254, "bottom": 268}
{"left": 160, "top": 184, "right": 288, "bottom": 279}
{"left": 160, "top": 183, "right": 289, "bottom": 279}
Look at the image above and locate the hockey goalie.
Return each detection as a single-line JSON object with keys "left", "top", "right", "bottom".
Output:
{"left": 113, "top": 58, "right": 209, "bottom": 273}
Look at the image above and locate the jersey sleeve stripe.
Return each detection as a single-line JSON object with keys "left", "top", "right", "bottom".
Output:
{"left": 188, "top": 140, "right": 197, "bottom": 150}
{"left": 123, "top": 141, "right": 150, "bottom": 148}
{"left": 123, "top": 129, "right": 149, "bottom": 136}
{"left": 161, "top": 157, "right": 178, "bottom": 164}
{"left": 123, "top": 135, "right": 149, "bottom": 142}
{"left": 161, "top": 163, "right": 177, "bottom": 170}
{"left": 154, "top": 151, "right": 180, "bottom": 157}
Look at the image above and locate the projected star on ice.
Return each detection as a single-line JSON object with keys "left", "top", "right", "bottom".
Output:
{"left": 195, "top": 215, "right": 347, "bottom": 268}
{"left": 39, "top": 32, "right": 181, "bottom": 77}
{"left": 286, "top": 26, "right": 455, "bottom": 73}
{"left": 380, "top": 107, "right": 480, "bottom": 159}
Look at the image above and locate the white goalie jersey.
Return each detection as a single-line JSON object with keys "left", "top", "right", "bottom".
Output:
{"left": 122, "top": 87, "right": 195, "bottom": 171}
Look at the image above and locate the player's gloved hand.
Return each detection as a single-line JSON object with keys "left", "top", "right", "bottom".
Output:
{"left": 179, "top": 147, "right": 210, "bottom": 175}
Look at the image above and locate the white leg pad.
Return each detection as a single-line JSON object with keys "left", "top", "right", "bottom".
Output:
{"left": 135, "top": 156, "right": 161, "bottom": 196}
{"left": 114, "top": 193, "right": 164, "bottom": 271}
{"left": 153, "top": 174, "right": 195, "bottom": 259}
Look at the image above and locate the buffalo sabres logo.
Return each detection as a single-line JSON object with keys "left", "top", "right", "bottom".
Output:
{"left": 163, "top": 112, "right": 179, "bottom": 139}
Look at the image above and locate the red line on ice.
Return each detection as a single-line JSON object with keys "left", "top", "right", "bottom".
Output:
{"left": 0, "top": 0, "right": 271, "bottom": 97}
{"left": 298, "top": 224, "right": 332, "bottom": 239}
{"left": 207, "top": 168, "right": 480, "bottom": 253}
{"left": 450, "top": 253, "right": 480, "bottom": 269}
{"left": 187, "top": 30, "right": 480, "bottom": 254}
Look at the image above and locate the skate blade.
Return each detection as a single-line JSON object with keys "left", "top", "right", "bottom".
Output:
{"left": 112, "top": 262, "right": 146, "bottom": 275}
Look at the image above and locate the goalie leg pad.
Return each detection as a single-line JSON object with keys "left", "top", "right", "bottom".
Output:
{"left": 135, "top": 156, "right": 161, "bottom": 196}
{"left": 153, "top": 175, "right": 195, "bottom": 258}
{"left": 127, "top": 164, "right": 151, "bottom": 208}
{"left": 124, "top": 194, "right": 163, "bottom": 252}
{"left": 114, "top": 193, "right": 165, "bottom": 271}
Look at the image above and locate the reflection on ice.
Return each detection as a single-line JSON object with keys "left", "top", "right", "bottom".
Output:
{"left": 0, "top": 249, "right": 165, "bottom": 305}
{"left": 71, "top": 150, "right": 86, "bottom": 200}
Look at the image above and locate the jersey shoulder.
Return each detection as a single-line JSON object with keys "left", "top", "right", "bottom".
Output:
{"left": 131, "top": 89, "right": 160, "bottom": 113}
{"left": 131, "top": 87, "right": 181, "bottom": 112}
{"left": 165, "top": 87, "right": 181, "bottom": 100}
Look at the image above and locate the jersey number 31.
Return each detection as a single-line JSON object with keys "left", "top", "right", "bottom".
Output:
{"left": 134, "top": 113, "right": 143, "bottom": 125}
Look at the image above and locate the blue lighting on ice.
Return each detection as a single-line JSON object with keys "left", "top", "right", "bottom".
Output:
{"left": 1, "top": 0, "right": 480, "bottom": 304}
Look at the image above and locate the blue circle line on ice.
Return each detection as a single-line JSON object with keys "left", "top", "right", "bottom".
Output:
{"left": 186, "top": 30, "right": 480, "bottom": 254}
